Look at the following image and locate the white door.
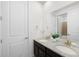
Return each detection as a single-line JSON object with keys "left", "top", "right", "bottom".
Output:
{"left": 0, "top": 2, "right": 2, "bottom": 57}
{"left": 2, "top": 1, "right": 29, "bottom": 57}
{"left": 0, "top": 16, "right": 2, "bottom": 57}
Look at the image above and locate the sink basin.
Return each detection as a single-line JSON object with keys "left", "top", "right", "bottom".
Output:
{"left": 39, "top": 40, "right": 48, "bottom": 42}
{"left": 56, "top": 46, "right": 77, "bottom": 55}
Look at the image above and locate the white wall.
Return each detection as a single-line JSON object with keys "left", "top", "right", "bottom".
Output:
{"left": 43, "top": 2, "right": 57, "bottom": 36}
{"left": 28, "top": 1, "right": 56, "bottom": 56}
{"left": 29, "top": 1, "right": 43, "bottom": 39}
{"left": 53, "top": 2, "right": 79, "bottom": 36}
{"left": 29, "top": 1, "right": 43, "bottom": 56}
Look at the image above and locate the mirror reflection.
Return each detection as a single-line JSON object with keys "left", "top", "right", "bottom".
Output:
{"left": 57, "top": 13, "right": 67, "bottom": 36}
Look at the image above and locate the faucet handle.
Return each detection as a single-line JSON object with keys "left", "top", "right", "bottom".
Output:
{"left": 64, "top": 40, "right": 72, "bottom": 47}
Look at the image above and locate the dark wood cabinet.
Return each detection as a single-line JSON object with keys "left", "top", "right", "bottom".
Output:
{"left": 34, "top": 45, "right": 39, "bottom": 57}
{"left": 46, "top": 47, "right": 62, "bottom": 57}
{"left": 38, "top": 48, "right": 45, "bottom": 57}
{"left": 34, "top": 41, "right": 45, "bottom": 57}
{"left": 34, "top": 40, "right": 62, "bottom": 57}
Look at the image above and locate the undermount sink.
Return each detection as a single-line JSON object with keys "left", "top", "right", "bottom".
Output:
{"left": 56, "top": 46, "right": 77, "bottom": 55}
{"left": 39, "top": 40, "right": 48, "bottom": 42}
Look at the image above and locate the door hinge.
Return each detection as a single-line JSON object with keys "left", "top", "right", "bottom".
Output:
{"left": 1, "top": 40, "right": 2, "bottom": 44}
{"left": 25, "top": 37, "right": 28, "bottom": 40}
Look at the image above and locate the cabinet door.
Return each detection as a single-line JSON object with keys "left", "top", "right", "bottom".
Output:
{"left": 34, "top": 41, "right": 45, "bottom": 57}
{"left": 34, "top": 45, "right": 39, "bottom": 57}
{"left": 46, "top": 48, "right": 62, "bottom": 57}
{"left": 34, "top": 44, "right": 45, "bottom": 57}
{"left": 38, "top": 48, "right": 45, "bottom": 57}
{"left": 2, "top": 1, "right": 29, "bottom": 57}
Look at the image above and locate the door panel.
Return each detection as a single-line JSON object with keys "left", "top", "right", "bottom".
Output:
{"left": 9, "top": 41, "right": 25, "bottom": 57}
{"left": 0, "top": 2, "right": 2, "bottom": 57}
{"left": 9, "top": 2, "right": 26, "bottom": 36}
{"left": 2, "top": 1, "right": 29, "bottom": 57}
{"left": 0, "top": 44, "right": 1, "bottom": 57}
{"left": 0, "top": 18, "right": 2, "bottom": 57}
{"left": 8, "top": 1, "right": 28, "bottom": 57}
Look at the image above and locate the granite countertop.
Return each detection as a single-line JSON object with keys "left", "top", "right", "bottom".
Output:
{"left": 34, "top": 37, "right": 79, "bottom": 57}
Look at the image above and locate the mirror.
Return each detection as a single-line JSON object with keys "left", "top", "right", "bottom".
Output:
{"left": 52, "top": 2, "right": 79, "bottom": 40}
{"left": 56, "top": 13, "right": 67, "bottom": 36}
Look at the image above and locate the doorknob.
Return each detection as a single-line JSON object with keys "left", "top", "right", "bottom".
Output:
{"left": 25, "top": 37, "right": 28, "bottom": 39}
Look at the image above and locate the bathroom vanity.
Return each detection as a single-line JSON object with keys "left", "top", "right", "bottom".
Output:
{"left": 34, "top": 38, "right": 79, "bottom": 57}
{"left": 34, "top": 40, "right": 62, "bottom": 57}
